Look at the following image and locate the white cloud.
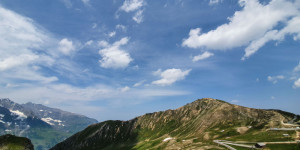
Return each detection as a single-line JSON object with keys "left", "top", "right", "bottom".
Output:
{"left": 0, "top": 54, "right": 39, "bottom": 71}
{"left": 108, "top": 31, "right": 116, "bottom": 37}
{"left": 182, "top": 0, "right": 300, "bottom": 59}
{"left": 0, "top": 5, "right": 58, "bottom": 83}
{"left": 120, "top": 0, "right": 145, "bottom": 12}
{"left": 116, "top": 24, "right": 127, "bottom": 32}
{"left": 121, "top": 86, "right": 130, "bottom": 92}
{"left": 152, "top": 68, "right": 191, "bottom": 86}
{"left": 294, "top": 78, "right": 300, "bottom": 88}
{"left": 98, "top": 40, "right": 109, "bottom": 47}
{"left": 209, "top": 0, "right": 223, "bottom": 5}
{"left": 0, "top": 83, "right": 189, "bottom": 107}
{"left": 119, "top": 0, "right": 145, "bottom": 23}
{"left": 58, "top": 38, "right": 76, "bottom": 55}
{"left": 85, "top": 40, "right": 93, "bottom": 46}
{"left": 133, "top": 10, "right": 144, "bottom": 23}
{"left": 81, "top": 0, "right": 90, "bottom": 6}
{"left": 267, "top": 75, "right": 285, "bottom": 84}
{"left": 99, "top": 37, "right": 132, "bottom": 69}
{"left": 133, "top": 80, "right": 146, "bottom": 87}
{"left": 192, "top": 51, "right": 214, "bottom": 62}
{"left": 271, "top": 96, "right": 275, "bottom": 99}
{"left": 294, "top": 61, "right": 300, "bottom": 72}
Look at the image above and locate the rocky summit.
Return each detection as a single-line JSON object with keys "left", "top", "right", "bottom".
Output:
{"left": 51, "top": 98, "right": 300, "bottom": 150}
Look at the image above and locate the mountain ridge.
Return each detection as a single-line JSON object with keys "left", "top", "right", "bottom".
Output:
{"left": 51, "top": 98, "right": 300, "bottom": 150}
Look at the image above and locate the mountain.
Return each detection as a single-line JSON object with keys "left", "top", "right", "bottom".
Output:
{"left": 22, "top": 102, "right": 98, "bottom": 133}
{"left": 0, "top": 98, "right": 98, "bottom": 150}
{"left": 0, "top": 134, "right": 34, "bottom": 150}
{"left": 51, "top": 98, "right": 300, "bottom": 150}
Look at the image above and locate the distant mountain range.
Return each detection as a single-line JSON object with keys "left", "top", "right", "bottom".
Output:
{"left": 51, "top": 98, "right": 300, "bottom": 150}
{"left": 0, "top": 98, "right": 98, "bottom": 150}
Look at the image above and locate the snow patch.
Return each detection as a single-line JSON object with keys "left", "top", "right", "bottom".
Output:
{"left": 5, "top": 129, "right": 12, "bottom": 132}
{"left": 163, "top": 137, "right": 173, "bottom": 142}
{"left": 41, "top": 117, "right": 63, "bottom": 126}
{"left": 0, "top": 120, "right": 5, "bottom": 124}
{"left": 10, "top": 110, "right": 27, "bottom": 119}
{"left": 0, "top": 114, "right": 4, "bottom": 118}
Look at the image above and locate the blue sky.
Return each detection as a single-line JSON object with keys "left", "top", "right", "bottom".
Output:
{"left": 0, "top": 0, "right": 299, "bottom": 121}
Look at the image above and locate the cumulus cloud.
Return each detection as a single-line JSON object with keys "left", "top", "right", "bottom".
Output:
{"left": 294, "top": 61, "right": 300, "bottom": 72}
{"left": 294, "top": 78, "right": 300, "bottom": 88}
{"left": 182, "top": 0, "right": 300, "bottom": 60}
{"left": 152, "top": 68, "right": 191, "bottom": 86}
{"left": 267, "top": 75, "right": 285, "bottom": 84}
{"left": 99, "top": 37, "right": 132, "bottom": 69}
{"left": 58, "top": 38, "right": 76, "bottom": 55}
{"left": 192, "top": 51, "right": 214, "bottom": 62}
{"left": 119, "top": 0, "right": 146, "bottom": 23}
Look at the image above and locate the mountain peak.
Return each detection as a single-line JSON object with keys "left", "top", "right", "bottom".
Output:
{"left": 0, "top": 98, "right": 15, "bottom": 105}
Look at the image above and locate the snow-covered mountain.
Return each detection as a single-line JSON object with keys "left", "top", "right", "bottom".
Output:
{"left": 22, "top": 102, "right": 98, "bottom": 133}
{"left": 0, "top": 98, "right": 98, "bottom": 150}
{"left": 0, "top": 105, "right": 50, "bottom": 135}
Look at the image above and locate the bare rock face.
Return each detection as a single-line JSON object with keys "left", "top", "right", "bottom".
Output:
{"left": 51, "top": 98, "right": 299, "bottom": 150}
{"left": 0, "top": 134, "right": 34, "bottom": 150}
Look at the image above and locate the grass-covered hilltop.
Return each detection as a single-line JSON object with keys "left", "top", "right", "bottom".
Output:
{"left": 0, "top": 134, "right": 34, "bottom": 150}
{"left": 51, "top": 98, "right": 300, "bottom": 150}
